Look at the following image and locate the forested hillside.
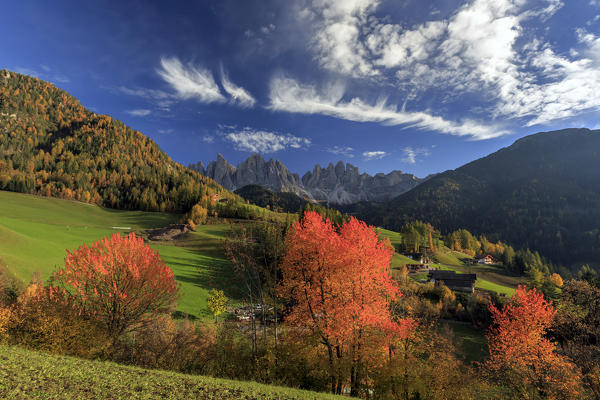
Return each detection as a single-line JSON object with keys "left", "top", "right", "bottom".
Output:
{"left": 0, "top": 70, "right": 227, "bottom": 212}
{"left": 349, "top": 128, "right": 600, "bottom": 267}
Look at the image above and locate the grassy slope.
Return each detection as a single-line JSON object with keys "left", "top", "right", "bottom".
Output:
{"left": 0, "top": 345, "right": 341, "bottom": 400}
{"left": 375, "top": 228, "right": 422, "bottom": 268}
{"left": 0, "top": 190, "right": 237, "bottom": 319}
{"left": 433, "top": 262, "right": 520, "bottom": 296}
{"left": 377, "top": 228, "right": 521, "bottom": 294}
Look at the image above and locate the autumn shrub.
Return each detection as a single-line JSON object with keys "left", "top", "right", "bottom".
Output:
{"left": 372, "top": 321, "right": 481, "bottom": 400}
{"left": 0, "top": 305, "right": 11, "bottom": 340}
{"left": 484, "top": 286, "right": 582, "bottom": 399}
{"left": 0, "top": 267, "right": 20, "bottom": 306}
{"left": 117, "top": 316, "right": 216, "bottom": 373}
{"left": 3, "top": 284, "right": 110, "bottom": 358}
{"left": 49, "top": 232, "right": 179, "bottom": 347}
{"left": 208, "top": 324, "right": 256, "bottom": 379}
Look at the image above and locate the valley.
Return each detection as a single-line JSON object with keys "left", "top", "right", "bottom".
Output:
{"left": 0, "top": 69, "right": 598, "bottom": 399}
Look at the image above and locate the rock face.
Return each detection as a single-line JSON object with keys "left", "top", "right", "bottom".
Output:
{"left": 190, "top": 154, "right": 424, "bottom": 205}
{"left": 301, "top": 161, "right": 423, "bottom": 204}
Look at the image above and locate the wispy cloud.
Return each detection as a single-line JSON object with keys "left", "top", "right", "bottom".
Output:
{"left": 362, "top": 151, "right": 387, "bottom": 160}
{"left": 154, "top": 57, "right": 257, "bottom": 109}
{"left": 220, "top": 66, "right": 256, "bottom": 107}
{"left": 14, "top": 66, "right": 69, "bottom": 84}
{"left": 119, "top": 86, "right": 172, "bottom": 100}
{"left": 158, "top": 129, "right": 175, "bottom": 135}
{"left": 222, "top": 127, "right": 311, "bottom": 153}
{"left": 201, "top": 135, "right": 215, "bottom": 143}
{"left": 401, "top": 147, "right": 431, "bottom": 164}
{"left": 117, "top": 86, "right": 176, "bottom": 111}
{"left": 260, "top": 24, "right": 276, "bottom": 34}
{"left": 268, "top": 75, "right": 505, "bottom": 139}
{"left": 126, "top": 109, "right": 152, "bottom": 117}
{"left": 157, "top": 57, "right": 226, "bottom": 103}
{"left": 327, "top": 145, "right": 354, "bottom": 158}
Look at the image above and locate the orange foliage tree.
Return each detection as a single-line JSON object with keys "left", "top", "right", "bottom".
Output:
{"left": 50, "top": 233, "right": 179, "bottom": 345}
{"left": 485, "top": 285, "right": 581, "bottom": 399}
{"left": 278, "top": 211, "right": 410, "bottom": 395}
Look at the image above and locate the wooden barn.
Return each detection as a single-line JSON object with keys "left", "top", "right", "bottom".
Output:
{"left": 429, "top": 270, "right": 477, "bottom": 293}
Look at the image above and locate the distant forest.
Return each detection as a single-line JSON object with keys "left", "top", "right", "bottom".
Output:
{"left": 347, "top": 129, "right": 600, "bottom": 269}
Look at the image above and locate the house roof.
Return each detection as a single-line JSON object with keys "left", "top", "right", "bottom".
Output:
{"left": 429, "top": 270, "right": 476, "bottom": 282}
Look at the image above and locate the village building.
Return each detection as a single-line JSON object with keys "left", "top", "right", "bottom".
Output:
{"left": 428, "top": 270, "right": 477, "bottom": 293}
{"left": 475, "top": 254, "right": 494, "bottom": 265}
{"left": 404, "top": 252, "right": 431, "bottom": 264}
{"left": 406, "top": 263, "right": 429, "bottom": 273}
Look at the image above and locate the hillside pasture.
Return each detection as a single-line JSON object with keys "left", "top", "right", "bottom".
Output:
{"left": 0, "top": 345, "right": 342, "bottom": 400}
{"left": 433, "top": 263, "right": 519, "bottom": 296}
{"left": 0, "top": 190, "right": 239, "bottom": 319}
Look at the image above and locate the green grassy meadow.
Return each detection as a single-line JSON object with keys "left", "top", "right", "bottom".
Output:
{"left": 432, "top": 250, "right": 470, "bottom": 266}
{"left": 434, "top": 263, "right": 519, "bottom": 296}
{"left": 0, "top": 345, "right": 342, "bottom": 400}
{"left": 0, "top": 190, "right": 238, "bottom": 319}
{"left": 375, "top": 227, "right": 403, "bottom": 249}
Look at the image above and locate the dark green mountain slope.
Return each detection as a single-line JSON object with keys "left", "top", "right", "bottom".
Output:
{"left": 349, "top": 129, "right": 600, "bottom": 267}
{"left": 234, "top": 184, "right": 309, "bottom": 213}
{"left": 0, "top": 70, "right": 228, "bottom": 212}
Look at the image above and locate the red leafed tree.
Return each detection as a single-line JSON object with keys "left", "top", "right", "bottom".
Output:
{"left": 485, "top": 285, "right": 581, "bottom": 399}
{"left": 278, "top": 211, "right": 408, "bottom": 395}
{"left": 51, "top": 232, "right": 179, "bottom": 344}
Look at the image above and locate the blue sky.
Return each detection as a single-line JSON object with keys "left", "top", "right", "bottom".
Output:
{"left": 2, "top": 0, "right": 600, "bottom": 177}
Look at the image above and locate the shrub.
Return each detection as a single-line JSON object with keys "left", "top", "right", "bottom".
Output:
{"left": 50, "top": 233, "right": 179, "bottom": 346}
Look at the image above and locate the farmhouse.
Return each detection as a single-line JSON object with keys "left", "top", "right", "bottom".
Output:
{"left": 406, "top": 263, "right": 429, "bottom": 273}
{"left": 476, "top": 255, "right": 494, "bottom": 265}
{"left": 404, "top": 252, "right": 431, "bottom": 264}
{"left": 429, "top": 270, "right": 477, "bottom": 293}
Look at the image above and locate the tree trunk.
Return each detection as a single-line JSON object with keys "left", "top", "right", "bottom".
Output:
{"left": 327, "top": 344, "right": 336, "bottom": 394}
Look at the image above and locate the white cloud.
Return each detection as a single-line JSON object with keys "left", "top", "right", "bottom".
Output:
{"left": 268, "top": 75, "right": 505, "bottom": 139}
{"left": 157, "top": 57, "right": 226, "bottom": 103}
{"left": 220, "top": 66, "right": 256, "bottom": 108}
{"left": 201, "top": 135, "right": 215, "bottom": 143}
{"left": 158, "top": 129, "right": 174, "bottom": 135}
{"left": 401, "top": 147, "right": 431, "bottom": 164}
{"left": 223, "top": 127, "right": 311, "bottom": 153}
{"left": 126, "top": 109, "right": 152, "bottom": 117}
{"left": 300, "top": 0, "right": 600, "bottom": 130}
{"left": 362, "top": 151, "right": 387, "bottom": 160}
{"left": 306, "top": 0, "right": 380, "bottom": 77}
{"left": 327, "top": 145, "right": 355, "bottom": 158}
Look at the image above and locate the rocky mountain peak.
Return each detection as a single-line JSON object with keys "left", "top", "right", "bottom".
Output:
{"left": 193, "top": 154, "right": 424, "bottom": 205}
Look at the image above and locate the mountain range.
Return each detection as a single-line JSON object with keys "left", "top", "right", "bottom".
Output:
{"left": 189, "top": 154, "right": 424, "bottom": 205}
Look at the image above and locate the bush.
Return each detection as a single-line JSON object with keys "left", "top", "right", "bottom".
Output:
{"left": 50, "top": 233, "right": 179, "bottom": 346}
{"left": 3, "top": 284, "right": 110, "bottom": 358}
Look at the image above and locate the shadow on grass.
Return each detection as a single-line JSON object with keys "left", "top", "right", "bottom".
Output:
{"left": 107, "top": 209, "right": 181, "bottom": 230}
{"left": 160, "top": 229, "right": 244, "bottom": 301}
